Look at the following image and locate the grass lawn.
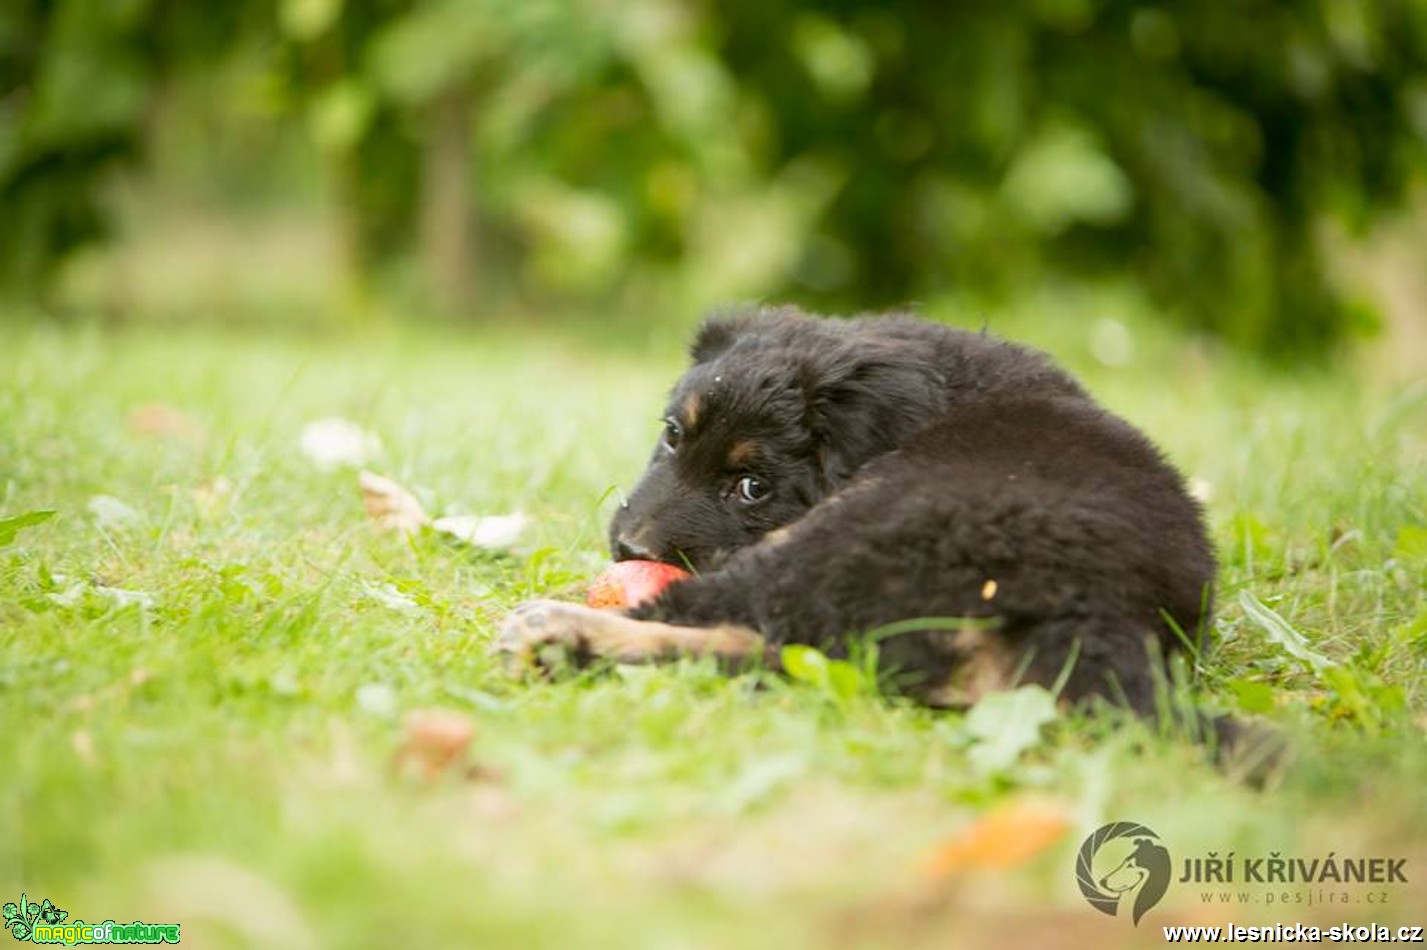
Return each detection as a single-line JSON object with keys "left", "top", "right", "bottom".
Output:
{"left": 3, "top": 302, "right": 1425, "bottom": 948}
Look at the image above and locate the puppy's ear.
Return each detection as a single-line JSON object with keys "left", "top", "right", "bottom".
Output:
{"left": 802, "top": 345, "right": 939, "bottom": 485}
{"left": 690, "top": 311, "right": 757, "bottom": 364}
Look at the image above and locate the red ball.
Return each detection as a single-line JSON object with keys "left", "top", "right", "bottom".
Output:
{"left": 586, "top": 560, "right": 691, "bottom": 608}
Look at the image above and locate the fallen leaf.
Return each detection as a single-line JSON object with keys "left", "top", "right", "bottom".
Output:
{"left": 432, "top": 512, "right": 530, "bottom": 549}
{"left": 394, "top": 709, "right": 474, "bottom": 780}
{"left": 1238, "top": 589, "right": 1334, "bottom": 673}
{"left": 129, "top": 404, "right": 203, "bottom": 440}
{"left": 358, "top": 470, "right": 429, "bottom": 533}
{"left": 356, "top": 471, "right": 528, "bottom": 550}
{"left": 922, "top": 797, "right": 1072, "bottom": 877}
{"left": 299, "top": 417, "right": 381, "bottom": 470}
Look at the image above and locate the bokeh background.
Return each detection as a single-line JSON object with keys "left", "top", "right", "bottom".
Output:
{"left": 4, "top": 0, "right": 1427, "bottom": 360}
{"left": 6, "top": 6, "right": 1427, "bottom": 945}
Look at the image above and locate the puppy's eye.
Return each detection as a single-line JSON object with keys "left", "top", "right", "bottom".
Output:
{"left": 735, "top": 474, "right": 769, "bottom": 504}
{"left": 662, "top": 418, "right": 682, "bottom": 450}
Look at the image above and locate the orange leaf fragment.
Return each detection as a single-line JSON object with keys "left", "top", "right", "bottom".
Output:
{"left": 922, "top": 798, "right": 1071, "bottom": 878}
{"left": 394, "top": 709, "right": 474, "bottom": 780}
{"left": 129, "top": 403, "right": 203, "bottom": 440}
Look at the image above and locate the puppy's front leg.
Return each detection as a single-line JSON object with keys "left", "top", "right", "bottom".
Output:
{"left": 496, "top": 600, "right": 771, "bottom": 669}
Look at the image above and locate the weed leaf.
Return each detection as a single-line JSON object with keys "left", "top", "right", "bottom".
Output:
{"left": 964, "top": 685, "right": 1058, "bottom": 774}
{"left": 1238, "top": 590, "right": 1334, "bottom": 673}
{"left": 0, "top": 509, "right": 57, "bottom": 546}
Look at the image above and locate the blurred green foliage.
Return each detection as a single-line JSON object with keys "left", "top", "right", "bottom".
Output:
{"left": 2, "top": 0, "right": 1426, "bottom": 354}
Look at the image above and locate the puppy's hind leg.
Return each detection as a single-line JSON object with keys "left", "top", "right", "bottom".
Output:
{"left": 496, "top": 600, "right": 774, "bottom": 671}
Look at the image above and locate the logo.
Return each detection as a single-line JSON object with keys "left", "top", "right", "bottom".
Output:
{"left": 3, "top": 894, "right": 179, "bottom": 945}
{"left": 3, "top": 897, "right": 65, "bottom": 942}
{"left": 1075, "top": 822, "right": 1171, "bottom": 926}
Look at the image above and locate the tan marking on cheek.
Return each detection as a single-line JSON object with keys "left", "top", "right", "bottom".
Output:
{"left": 727, "top": 439, "right": 759, "bottom": 468}
{"left": 682, "top": 393, "right": 701, "bottom": 430}
{"left": 981, "top": 579, "right": 998, "bottom": 601}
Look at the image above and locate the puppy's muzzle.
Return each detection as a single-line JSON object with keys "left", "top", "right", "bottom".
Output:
{"left": 613, "top": 531, "right": 657, "bottom": 562}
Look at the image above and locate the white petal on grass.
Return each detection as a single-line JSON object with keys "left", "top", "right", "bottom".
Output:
{"left": 356, "top": 682, "right": 398, "bottom": 717}
{"left": 433, "top": 512, "right": 530, "bottom": 549}
{"left": 357, "top": 470, "right": 429, "bottom": 533}
{"left": 88, "top": 494, "right": 141, "bottom": 529}
{"left": 1237, "top": 589, "right": 1334, "bottom": 673}
{"left": 363, "top": 581, "right": 419, "bottom": 613}
{"left": 299, "top": 417, "right": 382, "bottom": 469}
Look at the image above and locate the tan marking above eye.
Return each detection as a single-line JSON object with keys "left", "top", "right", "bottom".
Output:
{"left": 682, "top": 393, "right": 701, "bottom": 430}
{"left": 727, "top": 439, "right": 759, "bottom": 467}
{"left": 760, "top": 526, "right": 793, "bottom": 548}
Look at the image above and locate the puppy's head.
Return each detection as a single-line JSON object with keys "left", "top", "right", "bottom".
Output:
{"left": 608, "top": 306, "right": 942, "bottom": 570}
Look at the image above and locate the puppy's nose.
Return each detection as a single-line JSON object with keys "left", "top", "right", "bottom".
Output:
{"left": 613, "top": 533, "right": 655, "bottom": 562}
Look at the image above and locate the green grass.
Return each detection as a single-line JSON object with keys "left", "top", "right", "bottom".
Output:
{"left": 3, "top": 303, "right": 1425, "bottom": 948}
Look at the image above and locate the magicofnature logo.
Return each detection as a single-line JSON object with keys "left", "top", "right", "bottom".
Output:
{"left": 3, "top": 896, "right": 65, "bottom": 942}
{"left": 1075, "top": 822, "right": 1172, "bottom": 926}
{"left": 3, "top": 894, "right": 179, "bottom": 945}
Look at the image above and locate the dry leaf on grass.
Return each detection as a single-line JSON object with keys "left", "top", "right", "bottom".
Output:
{"left": 128, "top": 404, "right": 204, "bottom": 440}
{"left": 921, "top": 797, "right": 1071, "bottom": 878}
{"left": 357, "top": 470, "right": 529, "bottom": 549}
{"left": 358, "top": 470, "right": 429, "bottom": 533}
{"left": 431, "top": 512, "right": 530, "bottom": 548}
{"left": 394, "top": 709, "right": 475, "bottom": 781}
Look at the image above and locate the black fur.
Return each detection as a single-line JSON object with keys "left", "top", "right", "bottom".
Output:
{"left": 609, "top": 305, "right": 1216, "bottom": 715}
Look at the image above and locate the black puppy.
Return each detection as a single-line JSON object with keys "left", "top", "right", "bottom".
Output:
{"left": 500, "top": 306, "right": 1215, "bottom": 719}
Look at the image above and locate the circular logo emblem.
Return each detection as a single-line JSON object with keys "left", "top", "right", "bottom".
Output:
{"left": 1075, "top": 822, "right": 1171, "bottom": 926}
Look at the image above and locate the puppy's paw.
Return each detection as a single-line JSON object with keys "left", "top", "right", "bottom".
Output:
{"left": 495, "top": 600, "right": 606, "bottom": 672}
